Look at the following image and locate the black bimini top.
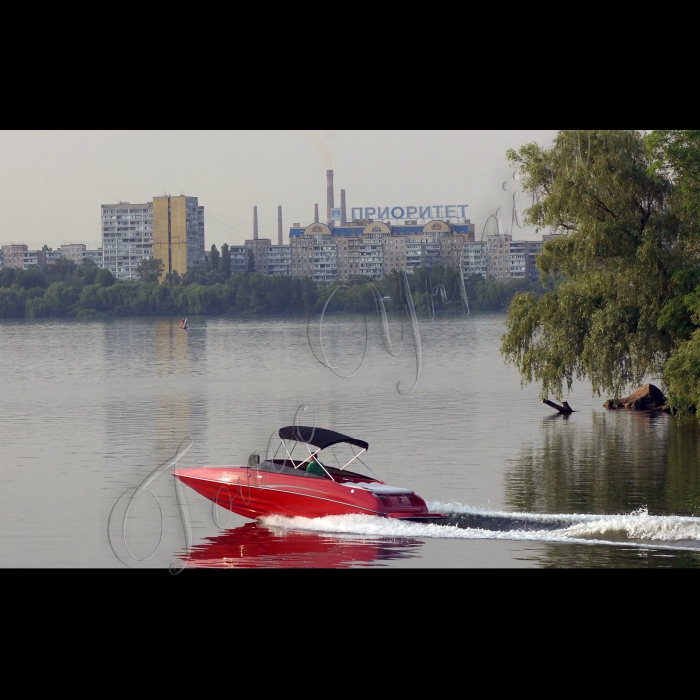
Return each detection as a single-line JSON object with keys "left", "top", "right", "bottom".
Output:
{"left": 279, "top": 426, "right": 369, "bottom": 452}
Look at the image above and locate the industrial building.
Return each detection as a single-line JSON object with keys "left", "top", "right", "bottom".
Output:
{"left": 241, "top": 170, "right": 480, "bottom": 282}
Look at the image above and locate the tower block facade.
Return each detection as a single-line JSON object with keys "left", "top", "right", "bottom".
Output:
{"left": 153, "top": 195, "right": 205, "bottom": 279}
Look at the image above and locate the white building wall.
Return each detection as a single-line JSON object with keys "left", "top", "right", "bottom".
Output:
{"left": 102, "top": 203, "right": 154, "bottom": 281}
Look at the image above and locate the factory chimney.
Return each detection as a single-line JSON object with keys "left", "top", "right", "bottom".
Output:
{"left": 326, "top": 170, "right": 334, "bottom": 225}
{"left": 253, "top": 206, "right": 258, "bottom": 240}
{"left": 314, "top": 204, "right": 319, "bottom": 223}
{"left": 340, "top": 189, "right": 347, "bottom": 225}
{"left": 277, "top": 206, "right": 283, "bottom": 246}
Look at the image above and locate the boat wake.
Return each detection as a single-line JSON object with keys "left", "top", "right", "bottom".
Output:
{"left": 260, "top": 503, "right": 700, "bottom": 550}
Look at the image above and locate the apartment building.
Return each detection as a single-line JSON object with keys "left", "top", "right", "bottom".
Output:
{"left": 337, "top": 235, "right": 363, "bottom": 281}
{"left": 359, "top": 235, "right": 385, "bottom": 280}
{"left": 462, "top": 241, "right": 489, "bottom": 278}
{"left": 153, "top": 195, "right": 205, "bottom": 279}
{"left": 45, "top": 249, "right": 62, "bottom": 265}
{"left": 23, "top": 250, "right": 46, "bottom": 269}
{"left": 382, "top": 236, "right": 407, "bottom": 276}
{"left": 245, "top": 238, "right": 272, "bottom": 275}
{"left": 268, "top": 245, "right": 291, "bottom": 276}
{"left": 60, "top": 244, "right": 86, "bottom": 264}
{"left": 84, "top": 248, "right": 104, "bottom": 267}
{"left": 229, "top": 246, "right": 247, "bottom": 274}
{"left": 1, "top": 244, "right": 28, "bottom": 269}
{"left": 510, "top": 240, "right": 543, "bottom": 283}
{"left": 290, "top": 232, "right": 317, "bottom": 279}
{"left": 102, "top": 195, "right": 204, "bottom": 281}
{"left": 102, "top": 202, "right": 154, "bottom": 281}
{"left": 486, "top": 234, "right": 513, "bottom": 281}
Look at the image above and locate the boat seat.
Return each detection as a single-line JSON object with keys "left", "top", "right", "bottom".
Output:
{"left": 342, "top": 482, "right": 414, "bottom": 496}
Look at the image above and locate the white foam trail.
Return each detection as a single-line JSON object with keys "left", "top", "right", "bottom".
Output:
{"left": 428, "top": 503, "right": 700, "bottom": 542}
{"left": 260, "top": 503, "right": 700, "bottom": 550}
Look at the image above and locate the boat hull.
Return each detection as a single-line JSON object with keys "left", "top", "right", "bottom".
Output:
{"left": 174, "top": 466, "right": 447, "bottom": 521}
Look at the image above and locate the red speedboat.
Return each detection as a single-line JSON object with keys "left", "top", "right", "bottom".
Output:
{"left": 174, "top": 426, "right": 448, "bottom": 522}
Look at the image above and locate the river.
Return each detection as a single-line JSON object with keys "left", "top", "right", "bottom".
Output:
{"left": 1, "top": 312, "right": 699, "bottom": 568}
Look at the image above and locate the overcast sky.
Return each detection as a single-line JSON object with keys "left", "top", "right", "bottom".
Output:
{"left": 0, "top": 130, "right": 559, "bottom": 250}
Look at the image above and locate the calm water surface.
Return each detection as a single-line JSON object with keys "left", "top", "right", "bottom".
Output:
{"left": 1, "top": 312, "right": 699, "bottom": 568}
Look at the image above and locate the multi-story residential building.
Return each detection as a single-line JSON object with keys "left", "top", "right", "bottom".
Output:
{"left": 462, "top": 241, "right": 489, "bottom": 278}
{"left": 229, "top": 246, "right": 247, "bottom": 274}
{"left": 405, "top": 237, "right": 424, "bottom": 270}
{"left": 45, "top": 249, "right": 62, "bottom": 265}
{"left": 1, "top": 244, "right": 28, "bottom": 269}
{"left": 359, "top": 236, "right": 384, "bottom": 280}
{"left": 102, "top": 196, "right": 204, "bottom": 281}
{"left": 153, "top": 195, "right": 205, "bottom": 279}
{"left": 245, "top": 238, "right": 272, "bottom": 275}
{"left": 60, "top": 243, "right": 86, "bottom": 264}
{"left": 83, "top": 248, "right": 104, "bottom": 267}
{"left": 382, "top": 236, "right": 407, "bottom": 276}
{"left": 287, "top": 219, "right": 477, "bottom": 283}
{"left": 510, "top": 240, "right": 543, "bottom": 283}
{"left": 486, "top": 234, "right": 513, "bottom": 281}
{"left": 542, "top": 232, "right": 565, "bottom": 242}
{"left": 0, "top": 245, "right": 47, "bottom": 270}
{"left": 268, "top": 245, "right": 291, "bottom": 276}
{"left": 102, "top": 202, "right": 154, "bottom": 281}
{"left": 2, "top": 243, "right": 29, "bottom": 270}
{"left": 337, "top": 235, "right": 362, "bottom": 281}
{"left": 23, "top": 250, "right": 46, "bottom": 269}
{"left": 288, "top": 229, "right": 340, "bottom": 283}
{"left": 289, "top": 234, "right": 314, "bottom": 277}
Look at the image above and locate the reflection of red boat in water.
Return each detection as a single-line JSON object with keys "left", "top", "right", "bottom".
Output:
{"left": 181, "top": 522, "right": 422, "bottom": 569}
{"left": 174, "top": 426, "right": 448, "bottom": 522}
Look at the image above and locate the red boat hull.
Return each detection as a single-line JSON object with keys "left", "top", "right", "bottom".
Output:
{"left": 174, "top": 466, "right": 444, "bottom": 521}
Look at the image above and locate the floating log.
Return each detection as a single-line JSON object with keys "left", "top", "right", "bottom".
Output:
{"left": 543, "top": 399, "right": 574, "bottom": 414}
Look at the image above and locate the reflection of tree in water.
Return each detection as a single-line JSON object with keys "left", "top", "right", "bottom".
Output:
{"left": 506, "top": 411, "right": 700, "bottom": 517}
{"left": 531, "top": 543, "right": 700, "bottom": 569}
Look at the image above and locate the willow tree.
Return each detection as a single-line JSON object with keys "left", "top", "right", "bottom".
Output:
{"left": 501, "top": 130, "right": 700, "bottom": 411}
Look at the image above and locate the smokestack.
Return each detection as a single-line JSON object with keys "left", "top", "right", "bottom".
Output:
{"left": 253, "top": 206, "right": 258, "bottom": 240}
{"left": 340, "top": 189, "right": 347, "bottom": 225}
{"left": 277, "top": 206, "right": 283, "bottom": 246}
{"left": 326, "top": 170, "right": 334, "bottom": 225}
{"left": 314, "top": 204, "right": 319, "bottom": 223}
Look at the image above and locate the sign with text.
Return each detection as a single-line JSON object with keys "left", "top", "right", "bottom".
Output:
{"left": 350, "top": 205, "right": 469, "bottom": 221}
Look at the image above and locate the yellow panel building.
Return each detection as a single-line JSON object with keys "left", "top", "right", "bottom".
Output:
{"left": 153, "top": 195, "right": 205, "bottom": 280}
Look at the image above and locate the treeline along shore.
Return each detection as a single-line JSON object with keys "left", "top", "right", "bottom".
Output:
{"left": 0, "top": 258, "right": 543, "bottom": 319}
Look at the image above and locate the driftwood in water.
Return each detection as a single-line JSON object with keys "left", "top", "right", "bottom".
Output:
{"left": 604, "top": 384, "right": 668, "bottom": 412}
{"left": 543, "top": 399, "right": 574, "bottom": 414}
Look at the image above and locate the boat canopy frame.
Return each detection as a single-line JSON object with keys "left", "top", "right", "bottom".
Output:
{"left": 273, "top": 426, "right": 378, "bottom": 481}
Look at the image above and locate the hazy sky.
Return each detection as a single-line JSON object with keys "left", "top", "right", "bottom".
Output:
{"left": 0, "top": 130, "right": 559, "bottom": 250}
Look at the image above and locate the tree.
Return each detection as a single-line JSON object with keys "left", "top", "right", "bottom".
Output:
{"left": 501, "top": 129, "right": 689, "bottom": 404}
{"left": 246, "top": 249, "right": 255, "bottom": 273}
{"left": 164, "top": 270, "right": 182, "bottom": 286}
{"left": 19, "top": 269, "right": 47, "bottom": 290}
{"left": 136, "top": 258, "right": 164, "bottom": 284}
{"left": 94, "top": 268, "right": 115, "bottom": 287}
{"left": 210, "top": 245, "right": 220, "bottom": 270}
{"left": 221, "top": 243, "right": 231, "bottom": 277}
{"left": 45, "top": 258, "right": 76, "bottom": 283}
